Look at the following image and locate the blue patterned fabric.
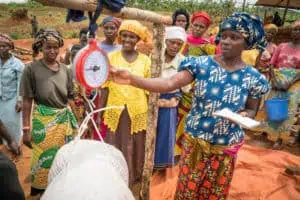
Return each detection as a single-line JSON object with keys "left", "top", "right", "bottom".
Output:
{"left": 154, "top": 92, "right": 181, "bottom": 168}
{"left": 216, "top": 12, "right": 267, "bottom": 52}
{"left": 179, "top": 56, "right": 270, "bottom": 145}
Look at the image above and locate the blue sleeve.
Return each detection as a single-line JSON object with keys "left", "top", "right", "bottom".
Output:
{"left": 249, "top": 71, "right": 270, "bottom": 99}
{"left": 178, "top": 56, "right": 200, "bottom": 78}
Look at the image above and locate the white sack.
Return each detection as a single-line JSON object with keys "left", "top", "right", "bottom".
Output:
{"left": 42, "top": 139, "right": 134, "bottom": 200}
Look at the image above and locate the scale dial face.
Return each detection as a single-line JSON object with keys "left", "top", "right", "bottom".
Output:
{"left": 82, "top": 51, "right": 109, "bottom": 88}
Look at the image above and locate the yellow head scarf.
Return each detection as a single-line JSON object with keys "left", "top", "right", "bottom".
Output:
{"left": 264, "top": 23, "right": 278, "bottom": 34}
{"left": 209, "top": 26, "right": 219, "bottom": 36}
{"left": 117, "top": 20, "right": 150, "bottom": 43}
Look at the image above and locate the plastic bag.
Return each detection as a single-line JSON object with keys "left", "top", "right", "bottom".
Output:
{"left": 42, "top": 140, "right": 134, "bottom": 200}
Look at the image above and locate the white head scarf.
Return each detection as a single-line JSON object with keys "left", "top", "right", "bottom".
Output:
{"left": 165, "top": 26, "right": 187, "bottom": 42}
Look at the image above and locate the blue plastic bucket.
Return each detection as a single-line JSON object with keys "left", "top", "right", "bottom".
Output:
{"left": 265, "top": 98, "right": 289, "bottom": 121}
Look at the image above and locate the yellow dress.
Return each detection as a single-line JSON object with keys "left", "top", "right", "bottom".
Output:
{"left": 103, "top": 50, "right": 151, "bottom": 134}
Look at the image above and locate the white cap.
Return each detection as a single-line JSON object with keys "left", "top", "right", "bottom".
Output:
{"left": 165, "top": 26, "right": 187, "bottom": 42}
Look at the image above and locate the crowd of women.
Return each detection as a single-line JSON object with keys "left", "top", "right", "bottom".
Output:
{"left": 0, "top": 8, "right": 299, "bottom": 200}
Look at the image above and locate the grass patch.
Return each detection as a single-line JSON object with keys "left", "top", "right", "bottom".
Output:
{"left": 5, "top": 0, "right": 44, "bottom": 9}
{"left": 9, "top": 32, "right": 21, "bottom": 40}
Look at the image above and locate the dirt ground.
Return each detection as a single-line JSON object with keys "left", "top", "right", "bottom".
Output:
{"left": 1, "top": 133, "right": 300, "bottom": 200}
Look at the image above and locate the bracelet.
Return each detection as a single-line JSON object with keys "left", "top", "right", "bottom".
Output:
{"left": 22, "top": 126, "right": 31, "bottom": 130}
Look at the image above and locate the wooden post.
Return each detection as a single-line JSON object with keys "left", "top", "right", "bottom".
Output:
{"left": 264, "top": 8, "right": 267, "bottom": 22}
{"left": 242, "top": 0, "right": 246, "bottom": 12}
{"left": 283, "top": 0, "right": 290, "bottom": 24}
{"left": 140, "top": 23, "right": 164, "bottom": 200}
{"left": 35, "top": 0, "right": 172, "bottom": 25}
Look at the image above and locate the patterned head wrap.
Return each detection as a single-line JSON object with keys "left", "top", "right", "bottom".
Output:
{"left": 172, "top": 9, "right": 190, "bottom": 31}
{"left": 117, "top": 20, "right": 150, "bottom": 43}
{"left": 32, "top": 29, "right": 64, "bottom": 57}
{"left": 191, "top": 11, "right": 211, "bottom": 28}
{"left": 264, "top": 24, "right": 278, "bottom": 34}
{"left": 216, "top": 12, "right": 267, "bottom": 52}
{"left": 0, "top": 33, "right": 14, "bottom": 50}
{"left": 101, "top": 16, "right": 121, "bottom": 28}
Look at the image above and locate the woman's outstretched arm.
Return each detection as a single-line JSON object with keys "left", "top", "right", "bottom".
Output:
{"left": 109, "top": 68, "right": 194, "bottom": 93}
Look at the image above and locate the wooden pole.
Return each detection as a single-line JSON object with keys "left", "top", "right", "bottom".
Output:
{"left": 242, "top": 0, "right": 246, "bottom": 12}
{"left": 282, "top": 0, "right": 290, "bottom": 24}
{"left": 264, "top": 8, "right": 267, "bottom": 22}
{"left": 140, "top": 23, "right": 164, "bottom": 200}
{"left": 35, "top": 0, "right": 172, "bottom": 25}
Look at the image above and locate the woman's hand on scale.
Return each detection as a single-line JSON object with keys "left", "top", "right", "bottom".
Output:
{"left": 109, "top": 67, "right": 132, "bottom": 85}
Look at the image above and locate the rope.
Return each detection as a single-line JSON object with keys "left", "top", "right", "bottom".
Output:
{"left": 88, "top": 0, "right": 103, "bottom": 37}
{"left": 77, "top": 106, "right": 124, "bottom": 139}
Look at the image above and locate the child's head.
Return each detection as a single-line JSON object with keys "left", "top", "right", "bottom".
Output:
{"left": 79, "top": 27, "right": 89, "bottom": 46}
{"left": 70, "top": 44, "right": 84, "bottom": 63}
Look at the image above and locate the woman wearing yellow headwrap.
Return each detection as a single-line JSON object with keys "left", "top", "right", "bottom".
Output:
{"left": 102, "top": 20, "right": 151, "bottom": 187}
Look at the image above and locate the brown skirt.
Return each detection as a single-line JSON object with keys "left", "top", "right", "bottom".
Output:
{"left": 104, "top": 107, "right": 146, "bottom": 187}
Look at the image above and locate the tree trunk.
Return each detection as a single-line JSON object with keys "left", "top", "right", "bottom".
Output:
{"left": 140, "top": 23, "right": 164, "bottom": 200}
{"left": 282, "top": 0, "right": 290, "bottom": 23}
{"left": 35, "top": 0, "right": 172, "bottom": 25}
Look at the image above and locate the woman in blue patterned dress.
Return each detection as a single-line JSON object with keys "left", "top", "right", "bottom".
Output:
{"left": 110, "top": 13, "right": 270, "bottom": 199}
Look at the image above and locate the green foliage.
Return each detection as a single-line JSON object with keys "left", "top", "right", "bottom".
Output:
{"left": 6, "top": 0, "right": 43, "bottom": 9}
{"left": 126, "top": 0, "right": 300, "bottom": 23}
{"left": 9, "top": 32, "right": 21, "bottom": 40}
{"left": 126, "top": 0, "right": 246, "bottom": 19}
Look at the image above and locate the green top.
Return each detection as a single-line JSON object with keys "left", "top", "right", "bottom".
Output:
{"left": 20, "top": 59, "right": 74, "bottom": 108}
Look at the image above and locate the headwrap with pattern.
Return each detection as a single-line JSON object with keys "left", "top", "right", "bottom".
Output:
{"left": 0, "top": 33, "right": 14, "bottom": 50}
{"left": 216, "top": 12, "right": 267, "bottom": 52}
{"left": 32, "top": 29, "right": 64, "bottom": 57}
{"left": 101, "top": 16, "right": 121, "bottom": 28}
